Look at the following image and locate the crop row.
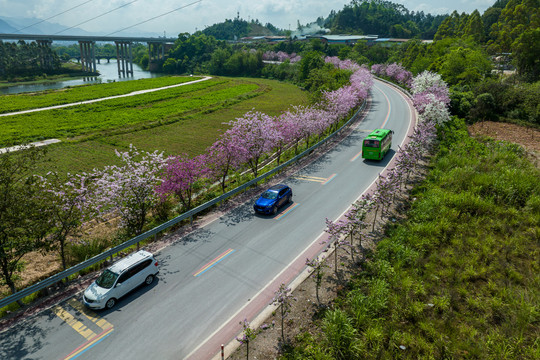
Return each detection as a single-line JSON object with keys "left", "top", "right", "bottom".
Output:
{"left": 0, "top": 76, "right": 201, "bottom": 114}
{"left": 0, "top": 79, "right": 260, "bottom": 146}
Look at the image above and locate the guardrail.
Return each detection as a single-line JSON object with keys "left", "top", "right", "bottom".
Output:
{"left": 0, "top": 100, "right": 367, "bottom": 310}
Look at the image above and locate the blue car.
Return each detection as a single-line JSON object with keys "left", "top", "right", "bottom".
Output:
{"left": 254, "top": 184, "right": 293, "bottom": 215}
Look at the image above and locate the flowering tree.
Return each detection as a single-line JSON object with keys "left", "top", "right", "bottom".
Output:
{"left": 342, "top": 203, "right": 370, "bottom": 262}
{"left": 306, "top": 257, "right": 328, "bottom": 306}
{"left": 273, "top": 113, "right": 299, "bottom": 164}
{"left": 419, "top": 97, "right": 451, "bottom": 124}
{"left": 278, "top": 107, "right": 307, "bottom": 154}
{"left": 385, "top": 62, "right": 413, "bottom": 86}
{"left": 324, "top": 218, "right": 349, "bottom": 276}
{"left": 411, "top": 71, "right": 450, "bottom": 120}
{"left": 40, "top": 172, "right": 94, "bottom": 270}
{"left": 206, "top": 132, "right": 244, "bottom": 193}
{"left": 350, "top": 200, "right": 371, "bottom": 261}
{"left": 228, "top": 111, "right": 279, "bottom": 177}
{"left": 371, "top": 63, "right": 412, "bottom": 87}
{"left": 236, "top": 318, "right": 258, "bottom": 360}
{"left": 271, "top": 283, "right": 296, "bottom": 343}
{"left": 325, "top": 56, "right": 361, "bottom": 72}
{"left": 156, "top": 153, "right": 208, "bottom": 211}
{"left": 263, "top": 51, "right": 301, "bottom": 63}
{"left": 94, "top": 145, "right": 166, "bottom": 237}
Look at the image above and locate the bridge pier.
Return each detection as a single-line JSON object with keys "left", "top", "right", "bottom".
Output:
{"left": 78, "top": 40, "right": 97, "bottom": 73}
{"left": 115, "top": 41, "right": 133, "bottom": 77}
{"left": 147, "top": 42, "right": 166, "bottom": 72}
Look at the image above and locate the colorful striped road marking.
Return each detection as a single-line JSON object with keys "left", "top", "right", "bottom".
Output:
{"left": 54, "top": 299, "right": 115, "bottom": 359}
{"left": 64, "top": 326, "right": 114, "bottom": 360}
{"left": 322, "top": 173, "right": 337, "bottom": 185}
{"left": 275, "top": 202, "right": 299, "bottom": 220}
{"left": 350, "top": 150, "right": 363, "bottom": 162}
{"left": 193, "top": 248, "right": 235, "bottom": 277}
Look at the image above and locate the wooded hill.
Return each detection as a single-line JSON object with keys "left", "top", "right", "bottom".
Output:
{"left": 324, "top": 0, "right": 447, "bottom": 39}
{"left": 201, "top": 16, "right": 286, "bottom": 40}
{"left": 201, "top": 0, "right": 448, "bottom": 40}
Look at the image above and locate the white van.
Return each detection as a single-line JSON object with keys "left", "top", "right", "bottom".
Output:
{"left": 83, "top": 250, "right": 159, "bottom": 310}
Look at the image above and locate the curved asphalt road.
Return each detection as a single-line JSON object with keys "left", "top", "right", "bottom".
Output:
{"left": 0, "top": 79, "right": 415, "bottom": 360}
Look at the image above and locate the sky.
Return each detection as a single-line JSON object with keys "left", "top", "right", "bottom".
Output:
{"left": 0, "top": 0, "right": 496, "bottom": 37}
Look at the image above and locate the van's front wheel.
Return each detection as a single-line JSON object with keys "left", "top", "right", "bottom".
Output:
{"left": 105, "top": 298, "right": 116, "bottom": 310}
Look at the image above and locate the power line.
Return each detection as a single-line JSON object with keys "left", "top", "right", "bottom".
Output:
{"left": 14, "top": 0, "right": 95, "bottom": 33}
{"left": 106, "top": 0, "right": 202, "bottom": 36}
{"left": 55, "top": 0, "right": 138, "bottom": 35}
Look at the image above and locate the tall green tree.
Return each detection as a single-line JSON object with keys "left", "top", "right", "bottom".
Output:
{"left": 463, "top": 10, "right": 485, "bottom": 43}
{"left": 0, "top": 147, "right": 52, "bottom": 297}
{"left": 489, "top": 0, "right": 540, "bottom": 53}
{"left": 435, "top": 46, "right": 492, "bottom": 86}
{"left": 512, "top": 28, "right": 540, "bottom": 81}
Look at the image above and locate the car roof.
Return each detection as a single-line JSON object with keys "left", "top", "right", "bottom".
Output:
{"left": 108, "top": 250, "right": 154, "bottom": 274}
{"left": 268, "top": 184, "right": 289, "bottom": 192}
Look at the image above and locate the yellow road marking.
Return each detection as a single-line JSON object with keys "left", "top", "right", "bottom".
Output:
{"left": 293, "top": 175, "right": 328, "bottom": 183}
{"left": 52, "top": 305, "right": 97, "bottom": 341}
{"left": 68, "top": 298, "right": 113, "bottom": 330}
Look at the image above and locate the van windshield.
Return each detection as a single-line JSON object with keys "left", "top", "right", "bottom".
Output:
{"left": 96, "top": 269, "right": 119, "bottom": 289}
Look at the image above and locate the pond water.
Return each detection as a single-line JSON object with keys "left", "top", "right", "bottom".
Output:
{"left": 1, "top": 59, "right": 162, "bottom": 95}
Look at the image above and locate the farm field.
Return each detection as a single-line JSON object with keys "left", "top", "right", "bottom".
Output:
{"left": 0, "top": 76, "right": 200, "bottom": 113}
{"left": 1, "top": 76, "right": 308, "bottom": 175}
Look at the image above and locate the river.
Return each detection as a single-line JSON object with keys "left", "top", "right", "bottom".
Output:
{"left": 0, "top": 59, "right": 162, "bottom": 95}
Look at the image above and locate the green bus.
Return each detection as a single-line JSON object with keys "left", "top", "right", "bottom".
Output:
{"left": 362, "top": 129, "right": 394, "bottom": 160}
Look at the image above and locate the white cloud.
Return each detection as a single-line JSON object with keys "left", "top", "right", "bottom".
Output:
{"left": 1, "top": 0, "right": 494, "bottom": 36}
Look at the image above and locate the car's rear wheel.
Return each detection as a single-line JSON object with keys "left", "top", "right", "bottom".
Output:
{"left": 145, "top": 274, "right": 154, "bottom": 285}
{"left": 287, "top": 194, "right": 292, "bottom": 203}
{"left": 105, "top": 298, "right": 116, "bottom": 310}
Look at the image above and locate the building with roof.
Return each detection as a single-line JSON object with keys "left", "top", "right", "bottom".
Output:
{"left": 306, "top": 34, "right": 378, "bottom": 45}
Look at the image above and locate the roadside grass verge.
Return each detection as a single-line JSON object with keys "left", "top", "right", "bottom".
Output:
{"left": 286, "top": 118, "right": 540, "bottom": 359}
{"left": 0, "top": 76, "right": 200, "bottom": 113}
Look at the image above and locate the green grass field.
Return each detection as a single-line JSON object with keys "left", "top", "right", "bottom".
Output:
{"left": 0, "top": 76, "right": 201, "bottom": 113}
{"left": 1, "top": 76, "right": 308, "bottom": 174}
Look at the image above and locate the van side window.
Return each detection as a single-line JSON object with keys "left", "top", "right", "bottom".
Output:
{"left": 131, "top": 259, "right": 152, "bottom": 276}
{"left": 117, "top": 271, "right": 130, "bottom": 284}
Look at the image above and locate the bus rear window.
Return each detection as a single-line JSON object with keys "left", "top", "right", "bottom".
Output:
{"left": 364, "top": 139, "right": 380, "bottom": 148}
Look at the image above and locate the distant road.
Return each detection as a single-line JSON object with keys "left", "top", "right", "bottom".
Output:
{"left": 0, "top": 76, "right": 212, "bottom": 117}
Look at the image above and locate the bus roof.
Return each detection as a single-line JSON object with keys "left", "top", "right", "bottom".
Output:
{"left": 365, "top": 129, "right": 392, "bottom": 140}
